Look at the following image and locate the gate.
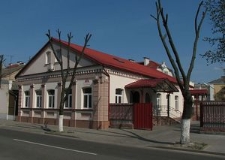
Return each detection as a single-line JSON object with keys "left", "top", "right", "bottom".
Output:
{"left": 109, "top": 103, "right": 153, "bottom": 130}
{"left": 133, "top": 103, "right": 153, "bottom": 130}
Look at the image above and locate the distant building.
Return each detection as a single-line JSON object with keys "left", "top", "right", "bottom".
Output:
{"left": 209, "top": 76, "right": 225, "bottom": 101}
{"left": 0, "top": 62, "right": 24, "bottom": 120}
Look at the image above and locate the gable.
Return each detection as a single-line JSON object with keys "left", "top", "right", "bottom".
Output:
{"left": 17, "top": 38, "right": 178, "bottom": 84}
{"left": 17, "top": 42, "right": 96, "bottom": 77}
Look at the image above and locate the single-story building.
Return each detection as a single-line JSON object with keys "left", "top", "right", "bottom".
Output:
{"left": 15, "top": 38, "right": 184, "bottom": 129}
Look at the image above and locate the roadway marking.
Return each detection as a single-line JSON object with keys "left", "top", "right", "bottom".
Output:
{"left": 13, "top": 139, "right": 97, "bottom": 156}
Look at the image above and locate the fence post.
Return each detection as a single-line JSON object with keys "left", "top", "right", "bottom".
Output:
{"left": 200, "top": 102, "right": 203, "bottom": 127}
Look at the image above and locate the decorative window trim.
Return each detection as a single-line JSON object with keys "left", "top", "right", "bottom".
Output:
{"left": 24, "top": 91, "right": 30, "bottom": 108}
{"left": 83, "top": 87, "right": 92, "bottom": 109}
{"left": 175, "top": 96, "right": 179, "bottom": 111}
{"left": 115, "top": 88, "right": 123, "bottom": 103}
{"left": 36, "top": 90, "right": 42, "bottom": 108}
{"left": 64, "top": 89, "right": 72, "bottom": 108}
{"left": 48, "top": 89, "right": 55, "bottom": 108}
{"left": 46, "top": 51, "right": 51, "bottom": 64}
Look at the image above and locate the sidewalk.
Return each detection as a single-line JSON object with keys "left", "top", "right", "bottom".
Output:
{"left": 0, "top": 119, "right": 225, "bottom": 156}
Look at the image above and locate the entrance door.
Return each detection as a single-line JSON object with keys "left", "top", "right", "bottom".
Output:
{"left": 132, "top": 91, "right": 140, "bottom": 103}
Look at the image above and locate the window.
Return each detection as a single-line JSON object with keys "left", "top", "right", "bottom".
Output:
{"left": 65, "top": 89, "right": 72, "bottom": 108}
{"left": 55, "top": 49, "right": 62, "bottom": 62}
{"left": 156, "top": 93, "right": 161, "bottom": 109}
{"left": 24, "top": 91, "right": 30, "bottom": 108}
{"left": 48, "top": 90, "right": 55, "bottom": 108}
{"left": 115, "top": 88, "right": 123, "bottom": 103}
{"left": 83, "top": 88, "right": 92, "bottom": 109}
{"left": 175, "top": 96, "right": 179, "bottom": 110}
{"left": 36, "top": 90, "right": 42, "bottom": 108}
{"left": 46, "top": 51, "right": 51, "bottom": 64}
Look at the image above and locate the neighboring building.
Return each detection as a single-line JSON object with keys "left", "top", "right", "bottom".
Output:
{"left": 15, "top": 38, "right": 184, "bottom": 129}
{"left": 2, "top": 62, "right": 25, "bottom": 81}
{"left": 209, "top": 76, "right": 225, "bottom": 101}
{"left": 0, "top": 63, "right": 24, "bottom": 120}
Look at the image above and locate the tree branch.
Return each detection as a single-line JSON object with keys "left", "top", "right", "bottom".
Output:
{"left": 187, "top": 1, "right": 207, "bottom": 83}
{"left": 153, "top": 0, "right": 184, "bottom": 90}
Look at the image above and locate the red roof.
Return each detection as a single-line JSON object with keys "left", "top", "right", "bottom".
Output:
{"left": 147, "top": 61, "right": 160, "bottom": 69}
{"left": 125, "top": 78, "right": 178, "bottom": 92}
{"left": 126, "top": 79, "right": 165, "bottom": 88}
{"left": 51, "top": 38, "right": 177, "bottom": 83}
{"left": 190, "top": 89, "right": 208, "bottom": 95}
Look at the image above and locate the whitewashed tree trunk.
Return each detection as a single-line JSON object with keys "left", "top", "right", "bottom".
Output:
{"left": 59, "top": 115, "right": 64, "bottom": 132}
{"left": 180, "top": 118, "right": 191, "bottom": 144}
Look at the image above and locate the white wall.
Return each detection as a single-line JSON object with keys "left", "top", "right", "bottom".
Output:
{"left": 109, "top": 74, "right": 138, "bottom": 103}
{"left": 75, "top": 79, "right": 93, "bottom": 110}
{"left": 0, "top": 88, "right": 8, "bottom": 119}
{"left": 20, "top": 45, "right": 95, "bottom": 76}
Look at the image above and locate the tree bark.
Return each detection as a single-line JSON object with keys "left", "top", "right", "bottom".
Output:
{"left": 180, "top": 94, "right": 193, "bottom": 144}
{"left": 180, "top": 119, "right": 191, "bottom": 144}
{"left": 58, "top": 115, "right": 64, "bottom": 132}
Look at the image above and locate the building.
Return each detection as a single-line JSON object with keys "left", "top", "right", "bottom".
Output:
{"left": 15, "top": 38, "right": 184, "bottom": 129}
{"left": 0, "top": 63, "right": 24, "bottom": 120}
{"left": 209, "top": 76, "right": 225, "bottom": 101}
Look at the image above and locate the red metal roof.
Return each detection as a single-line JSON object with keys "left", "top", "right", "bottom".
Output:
{"left": 126, "top": 79, "right": 164, "bottom": 88}
{"left": 51, "top": 38, "right": 177, "bottom": 83}
{"left": 189, "top": 89, "right": 208, "bottom": 95}
{"left": 125, "top": 78, "right": 178, "bottom": 92}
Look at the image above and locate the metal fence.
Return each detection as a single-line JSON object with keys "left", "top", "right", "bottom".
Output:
{"left": 200, "top": 101, "right": 225, "bottom": 129}
{"left": 109, "top": 103, "right": 133, "bottom": 128}
{"left": 109, "top": 103, "right": 153, "bottom": 129}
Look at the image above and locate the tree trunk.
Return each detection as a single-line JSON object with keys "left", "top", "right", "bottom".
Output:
{"left": 180, "top": 94, "right": 193, "bottom": 144}
{"left": 180, "top": 118, "right": 191, "bottom": 144}
{"left": 58, "top": 114, "right": 64, "bottom": 132}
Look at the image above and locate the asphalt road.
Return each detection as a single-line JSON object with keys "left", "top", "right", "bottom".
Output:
{"left": 0, "top": 128, "right": 223, "bottom": 160}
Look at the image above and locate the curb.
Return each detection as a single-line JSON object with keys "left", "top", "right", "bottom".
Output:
{"left": 153, "top": 146, "right": 225, "bottom": 157}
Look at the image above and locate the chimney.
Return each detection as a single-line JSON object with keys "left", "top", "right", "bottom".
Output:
{"left": 128, "top": 59, "right": 135, "bottom": 62}
{"left": 143, "top": 57, "right": 150, "bottom": 66}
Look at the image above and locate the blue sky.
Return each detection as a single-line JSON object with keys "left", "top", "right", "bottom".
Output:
{"left": 0, "top": 0, "right": 224, "bottom": 83}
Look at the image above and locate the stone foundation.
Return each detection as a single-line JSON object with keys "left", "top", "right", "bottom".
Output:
{"left": 17, "top": 116, "right": 110, "bottom": 129}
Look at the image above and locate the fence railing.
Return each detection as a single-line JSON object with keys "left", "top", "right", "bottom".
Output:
{"left": 109, "top": 103, "right": 133, "bottom": 127}
{"left": 153, "top": 105, "right": 182, "bottom": 119}
{"left": 200, "top": 101, "right": 225, "bottom": 129}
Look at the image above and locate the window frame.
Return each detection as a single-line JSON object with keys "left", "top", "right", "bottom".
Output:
{"left": 48, "top": 90, "right": 55, "bottom": 108}
{"left": 64, "top": 89, "right": 72, "bottom": 108}
{"left": 24, "top": 91, "right": 30, "bottom": 108}
{"left": 55, "top": 49, "right": 62, "bottom": 63}
{"left": 36, "top": 90, "right": 42, "bottom": 108}
{"left": 83, "top": 87, "right": 92, "bottom": 109}
{"left": 46, "top": 51, "right": 51, "bottom": 64}
{"left": 175, "top": 96, "right": 179, "bottom": 111}
{"left": 156, "top": 93, "right": 161, "bottom": 110}
{"left": 115, "top": 88, "right": 123, "bottom": 103}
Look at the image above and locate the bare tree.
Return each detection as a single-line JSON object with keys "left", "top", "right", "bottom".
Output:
{"left": 151, "top": 0, "right": 207, "bottom": 144}
{"left": 202, "top": 0, "right": 225, "bottom": 63}
{"left": 46, "top": 30, "right": 92, "bottom": 132}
